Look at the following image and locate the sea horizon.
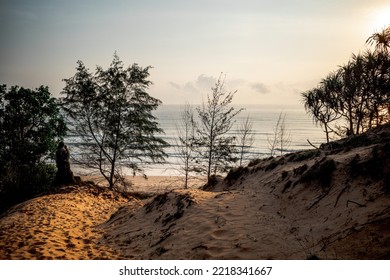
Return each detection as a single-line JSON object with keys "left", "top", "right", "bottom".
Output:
{"left": 68, "top": 103, "right": 326, "bottom": 177}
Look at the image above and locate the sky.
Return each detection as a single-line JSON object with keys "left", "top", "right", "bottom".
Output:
{"left": 0, "top": 0, "right": 389, "bottom": 105}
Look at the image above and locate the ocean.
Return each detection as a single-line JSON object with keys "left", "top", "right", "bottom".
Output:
{"left": 148, "top": 104, "right": 325, "bottom": 175}
{"left": 67, "top": 104, "right": 326, "bottom": 176}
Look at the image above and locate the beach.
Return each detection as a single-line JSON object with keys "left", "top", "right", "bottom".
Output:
{"left": 1, "top": 125, "right": 390, "bottom": 259}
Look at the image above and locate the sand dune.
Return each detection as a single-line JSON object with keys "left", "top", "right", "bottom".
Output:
{"left": 1, "top": 126, "right": 390, "bottom": 259}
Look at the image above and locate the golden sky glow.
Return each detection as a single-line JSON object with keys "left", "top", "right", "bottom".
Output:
{"left": 371, "top": 6, "right": 390, "bottom": 30}
{"left": 0, "top": 0, "right": 389, "bottom": 105}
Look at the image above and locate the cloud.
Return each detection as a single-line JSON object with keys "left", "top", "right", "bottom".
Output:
{"left": 168, "top": 74, "right": 217, "bottom": 95}
{"left": 195, "top": 74, "right": 216, "bottom": 91}
{"left": 273, "top": 81, "right": 315, "bottom": 95}
{"left": 168, "top": 81, "right": 181, "bottom": 90}
{"left": 170, "top": 74, "right": 245, "bottom": 96}
{"left": 251, "top": 83, "right": 270, "bottom": 94}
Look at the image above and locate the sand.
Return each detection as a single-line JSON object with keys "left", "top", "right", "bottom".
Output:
{"left": 0, "top": 176, "right": 206, "bottom": 259}
{"left": 1, "top": 128, "right": 390, "bottom": 259}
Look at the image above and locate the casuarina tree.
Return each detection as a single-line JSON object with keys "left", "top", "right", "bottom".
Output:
{"left": 175, "top": 103, "right": 196, "bottom": 188}
{"left": 61, "top": 54, "right": 168, "bottom": 189}
{"left": 194, "top": 74, "right": 243, "bottom": 181}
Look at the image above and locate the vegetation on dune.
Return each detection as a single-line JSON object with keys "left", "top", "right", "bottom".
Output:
{"left": 225, "top": 166, "right": 249, "bottom": 186}
{"left": 237, "top": 115, "right": 256, "bottom": 166}
{"left": 61, "top": 54, "right": 168, "bottom": 190}
{"left": 174, "top": 103, "right": 196, "bottom": 188}
{"left": 267, "top": 112, "right": 291, "bottom": 156}
{"left": 1, "top": 26, "right": 390, "bottom": 202}
{"left": 302, "top": 26, "right": 390, "bottom": 143}
{"left": 300, "top": 158, "right": 336, "bottom": 188}
{"left": 0, "top": 85, "right": 66, "bottom": 213}
{"left": 193, "top": 74, "right": 243, "bottom": 181}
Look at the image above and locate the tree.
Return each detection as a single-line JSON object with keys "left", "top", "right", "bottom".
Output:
{"left": 267, "top": 112, "right": 291, "bottom": 156}
{"left": 0, "top": 85, "right": 66, "bottom": 212}
{"left": 362, "top": 50, "right": 390, "bottom": 128}
{"left": 302, "top": 50, "right": 390, "bottom": 139}
{"left": 366, "top": 26, "right": 390, "bottom": 54}
{"left": 61, "top": 54, "right": 168, "bottom": 190}
{"left": 175, "top": 103, "right": 196, "bottom": 188}
{"left": 0, "top": 85, "right": 66, "bottom": 164}
{"left": 237, "top": 115, "right": 255, "bottom": 166}
{"left": 302, "top": 75, "right": 341, "bottom": 143}
{"left": 194, "top": 74, "right": 243, "bottom": 180}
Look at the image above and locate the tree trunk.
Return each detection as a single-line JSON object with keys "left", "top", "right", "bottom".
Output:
{"left": 325, "top": 124, "right": 330, "bottom": 144}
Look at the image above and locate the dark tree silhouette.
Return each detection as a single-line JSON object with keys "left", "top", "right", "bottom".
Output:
{"left": 303, "top": 29, "right": 390, "bottom": 140}
{"left": 61, "top": 54, "right": 168, "bottom": 189}
{"left": 302, "top": 79, "right": 340, "bottom": 143}
{"left": 0, "top": 85, "right": 66, "bottom": 212}
{"left": 366, "top": 26, "right": 390, "bottom": 54}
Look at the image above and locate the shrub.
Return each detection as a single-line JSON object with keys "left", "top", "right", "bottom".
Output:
{"left": 0, "top": 162, "right": 57, "bottom": 213}
{"left": 349, "top": 144, "right": 390, "bottom": 181}
{"left": 288, "top": 150, "right": 321, "bottom": 162}
{"left": 300, "top": 158, "right": 336, "bottom": 187}
{"left": 293, "top": 164, "right": 308, "bottom": 177}
{"left": 248, "top": 158, "right": 262, "bottom": 167}
{"left": 265, "top": 157, "right": 285, "bottom": 171}
{"left": 225, "top": 166, "right": 249, "bottom": 185}
{"left": 0, "top": 85, "right": 65, "bottom": 213}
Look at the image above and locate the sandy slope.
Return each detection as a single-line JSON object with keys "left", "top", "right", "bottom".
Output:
{"left": 0, "top": 185, "right": 130, "bottom": 259}
{"left": 1, "top": 127, "right": 390, "bottom": 260}
{"left": 94, "top": 143, "right": 390, "bottom": 259}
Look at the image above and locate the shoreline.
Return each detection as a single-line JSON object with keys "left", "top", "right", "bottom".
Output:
{"left": 79, "top": 175, "right": 207, "bottom": 193}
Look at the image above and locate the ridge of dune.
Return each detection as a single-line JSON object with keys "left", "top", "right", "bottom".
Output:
{"left": 1, "top": 125, "right": 390, "bottom": 259}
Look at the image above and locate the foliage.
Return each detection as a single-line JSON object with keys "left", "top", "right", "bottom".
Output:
{"left": 0, "top": 162, "right": 57, "bottom": 213}
{"left": 61, "top": 54, "right": 168, "bottom": 189}
{"left": 248, "top": 158, "right": 263, "bottom": 167}
{"left": 0, "top": 85, "right": 66, "bottom": 164}
{"left": 225, "top": 166, "right": 249, "bottom": 186}
{"left": 0, "top": 85, "right": 65, "bottom": 213}
{"left": 302, "top": 27, "right": 390, "bottom": 140}
{"left": 287, "top": 150, "right": 321, "bottom": 162}
{"left": 265, "top": 157, "right": 285, "bottom": 171}
{"left": 236, "top": 114, "right": 255, "bottom": 166}
{"left": 300, "top": 158, "right": 336, "bottom": 188}
{"left": 366, "top": 26, "right": 390, "bottom": 54}
{"left": 302, "top": 79, "right": 340, "bottom": 143}
{"left": 349, "top": 143, "right": 390, "bottom": 180}
{"left": 194, "top": 74, "right": 243, "bottom": 180}
{"left": 175, "top": 104, "right": 196, "bottom": 188}
{"left": 267, "top": 112, "right": 291, "bottom": 156}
